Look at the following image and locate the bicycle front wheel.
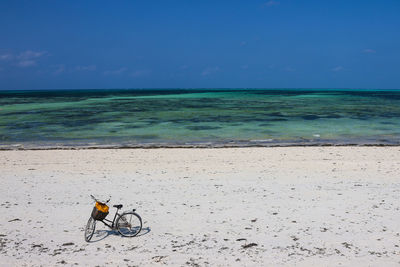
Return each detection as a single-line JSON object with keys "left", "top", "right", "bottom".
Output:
{"left": 116, "top": 212, "right": 142, "bottom": 237}
{"left": 84, "top": 217, "right": 96, "bottom": 242}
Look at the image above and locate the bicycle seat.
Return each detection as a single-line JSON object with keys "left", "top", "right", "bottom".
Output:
{"left": 113, "top": 204, "right": 123, "bottom": 209}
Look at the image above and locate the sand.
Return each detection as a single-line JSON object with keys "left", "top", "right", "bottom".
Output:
{"left": 0, "top": 147, "right": 399, "bottom": 266}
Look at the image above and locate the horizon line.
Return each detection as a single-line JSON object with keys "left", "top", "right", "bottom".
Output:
{"left": 1, "top": 87, "right": 400, "bottom": 92}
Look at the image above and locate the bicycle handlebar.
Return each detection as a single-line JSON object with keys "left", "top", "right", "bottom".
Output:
{"left": 90, "top": 194, "right": 110, "bottom": 204}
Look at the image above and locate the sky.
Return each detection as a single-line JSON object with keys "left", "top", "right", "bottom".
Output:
{"left": 0, "top": 0, "right": 399, "bottom": 90}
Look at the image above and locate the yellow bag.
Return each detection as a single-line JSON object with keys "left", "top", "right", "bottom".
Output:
{"left": 95, "top": 202, "right": 109, "bottom": 213}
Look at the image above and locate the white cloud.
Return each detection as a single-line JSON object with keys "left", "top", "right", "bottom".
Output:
{"left": 17, "top": 60, "right": 36, "bottom": 67}
{"left": 75, "top": 65, "right": 96, "bottom": 71}
{"left": 103, "top": 67, "right": 127, "bottom": 75}
{"left": 264, "top": 0, "right": 280, "bottom": 7}
{"left": 363, "top": 49, "right": 376, "bottom": 54}
{"left": 131, "top": 69, "right": 151, "bottom": 77}
{"left": 16, "top": 50, "right": 47, "bottom": 68}
{"left": 18, "top": 50, "right": 46, "bottom": 60}
{"left": 332, "top": 66, "right": 344, "bottom": 72}
{"left": 0, "top": 54, "right": 13, "bottom": 60}
{"left": 201, "top": 66, "right": 220, "bottom": 76}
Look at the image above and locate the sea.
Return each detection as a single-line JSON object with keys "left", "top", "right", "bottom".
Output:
{"left": 1, "top": 89, "right": 400, "bottom": 149}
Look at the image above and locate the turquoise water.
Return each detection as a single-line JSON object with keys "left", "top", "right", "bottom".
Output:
{"left": 0, "top": 89, "right": 400, "bottom": 148}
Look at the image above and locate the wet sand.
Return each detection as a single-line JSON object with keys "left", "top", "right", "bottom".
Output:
{"left": 0, "top": 147, "right": 399, "bottom": 266}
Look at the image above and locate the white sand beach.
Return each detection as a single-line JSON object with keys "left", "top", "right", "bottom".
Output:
{"left": 0, "top": 147, "right": 399, "bottom": 266}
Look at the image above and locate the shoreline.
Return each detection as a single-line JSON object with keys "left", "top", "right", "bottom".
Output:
{"left": 1, "top": 144, "right": 400, "bottom": 151}
{"left": 1, "top": 141, "right": 400, "bottom": 150}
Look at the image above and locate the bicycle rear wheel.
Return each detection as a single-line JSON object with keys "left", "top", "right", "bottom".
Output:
{"left": 84, "top": 217, "right": 96, "bottom": 242}
{"left": 116, "top": 212, "right": 142, "bottom": 237}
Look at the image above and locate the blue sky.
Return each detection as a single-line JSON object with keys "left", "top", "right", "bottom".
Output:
{"left": 0, "top": 0, "right": 399, "bottom": 89}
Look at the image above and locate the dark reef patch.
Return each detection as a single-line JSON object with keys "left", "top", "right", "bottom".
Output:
{"left": 269, "top": 118, "right": 288, "bottom": 122}
{"left": 186, "top": 126, "right": 222, "bottom": 131}
{"left": 325, "top": 114, "right": 342, "bottom": 119}
{"left": 302, "top": 115, "right": 320, "bottom": 120}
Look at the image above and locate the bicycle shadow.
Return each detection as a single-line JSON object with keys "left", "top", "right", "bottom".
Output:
{"left": 88, "top": 226, "right": 151, "bottom": 243}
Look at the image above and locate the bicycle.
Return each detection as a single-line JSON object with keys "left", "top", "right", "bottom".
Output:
{"left": 84, "top": 195, "right": 142, "bottom": 242}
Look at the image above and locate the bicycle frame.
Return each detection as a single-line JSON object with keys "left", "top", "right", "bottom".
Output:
{"left": 99, "top": 208, "right": 120, "bottom": 229}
